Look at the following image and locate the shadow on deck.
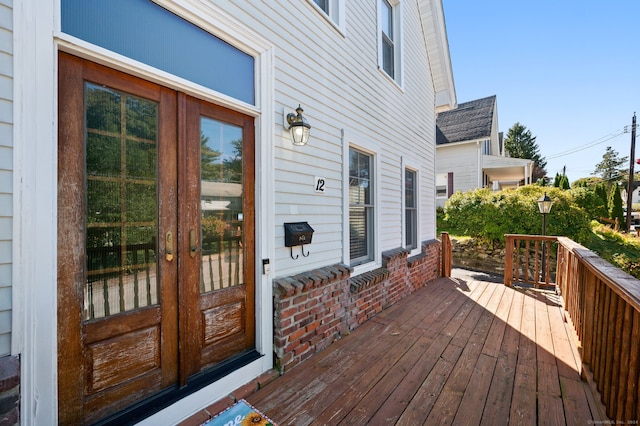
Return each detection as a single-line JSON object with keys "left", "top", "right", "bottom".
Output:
{"left": 238, "top": 268, "right": 604, "bottom": 425}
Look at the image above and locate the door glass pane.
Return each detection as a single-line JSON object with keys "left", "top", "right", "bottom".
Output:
{"left": 84, "top": 83, "right": 159, "bottom": 320}
{"left": 200, "top": 117, "right": 244, "bottom": 293}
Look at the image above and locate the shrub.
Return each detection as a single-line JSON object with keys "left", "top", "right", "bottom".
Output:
{"left": 443, "top": 186, "right": 592, "bottom": 245}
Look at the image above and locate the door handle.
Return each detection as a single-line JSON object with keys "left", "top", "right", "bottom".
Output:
{"left": 165, "top": 231, "right": 174, "bottom": 261}
{"left": 190, "top": 229, "right": 197, "bottom": 258}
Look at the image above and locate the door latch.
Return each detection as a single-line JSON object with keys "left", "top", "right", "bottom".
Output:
{"left": 165, "top": 231, "right": 174, "bottom": 261}
{"left": 190, "top": 229, "right": 197, "bottom": 258}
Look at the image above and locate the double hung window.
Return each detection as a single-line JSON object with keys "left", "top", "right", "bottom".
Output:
{"left": 405, "top": 168, "right": 417, "bottom": 250}
{"left": 349, "top": 148, "right": 374, "bottom": 265}
{"left": 381, "top": 0, "right": 395, "bottom": 78}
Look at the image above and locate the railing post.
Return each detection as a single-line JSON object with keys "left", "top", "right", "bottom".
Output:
{"left": 441, "top": 232, "right": 452, "bottom": 278}
{"left": 504, "top": 235, "right": 513, "bottom": 286}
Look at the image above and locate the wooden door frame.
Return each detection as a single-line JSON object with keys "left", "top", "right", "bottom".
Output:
{"left": 57, "top": 52, "right": 261, "bottom": 424}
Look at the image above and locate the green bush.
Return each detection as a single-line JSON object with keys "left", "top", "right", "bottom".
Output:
{"left": 571, "top": 186, "right": 608, "bottom": 220}
{"left": 443, "top": 186, "right": 592, "bottom": 245}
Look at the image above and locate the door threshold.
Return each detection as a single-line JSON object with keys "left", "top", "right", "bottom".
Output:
{"left": 93, "top": 350, "right": 262, "bottom": 426}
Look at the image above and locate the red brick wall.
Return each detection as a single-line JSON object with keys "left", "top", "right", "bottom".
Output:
{"left": 273, "top": 240, "right": 442, "bottom": 371}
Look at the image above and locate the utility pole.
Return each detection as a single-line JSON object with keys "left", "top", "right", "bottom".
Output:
{"left": 626, "top": 112, "right": 637, "bottom": 233}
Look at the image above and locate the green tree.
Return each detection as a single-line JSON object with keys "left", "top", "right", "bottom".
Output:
{"left": 593, "top": 146, "right": 628, "bottom": 189}
{"left": 559, "top": 174, "right": 570, "bottom": 190}
{"left": 609, "top": 184, "right": 625, "bottom": 227}
{"left": 504, "top": 122, "right": 547, "bottom": 181}
{"left": 595, "top": 182, "right": 608, "bottom": 211}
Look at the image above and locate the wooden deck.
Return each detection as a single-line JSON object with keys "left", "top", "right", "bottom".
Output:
{"left": 245, "top": 268, "right": 605, "bottom": 425}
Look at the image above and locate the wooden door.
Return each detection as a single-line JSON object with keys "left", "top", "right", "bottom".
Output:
{"left": 179, "top": 97, "right": 255, "bottom": 378}
{"left": 57, "top": 53, "right": 255, "bottom": 424}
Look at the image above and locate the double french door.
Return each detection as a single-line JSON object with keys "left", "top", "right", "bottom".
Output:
{"left": 57, "top": 53, "right": 255, "bottom": 424}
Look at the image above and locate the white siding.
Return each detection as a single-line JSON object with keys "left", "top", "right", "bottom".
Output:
{"left": 219, "top": 0, "right": 437, "bottom": 276}
{"left": 0, "top": 0, "right": 11, "bottom": 357}
{"left": 436, "top": 142, "right": 480, "bottom": 196}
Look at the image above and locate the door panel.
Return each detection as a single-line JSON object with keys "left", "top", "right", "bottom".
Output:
{"left": 58, "top": 53, "right": 255, "bottom": 424}
{"left": 181, "top": 97, "right": 255, "bottom": 377}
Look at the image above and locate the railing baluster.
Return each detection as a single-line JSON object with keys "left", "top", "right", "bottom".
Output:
{"left": 505, "top": 234, "right": 640, "bottom": 420}
{"left": 609, "top": 295, "right": 625, "bottom": 417}
{"left": 145, "top": 246, "right": 152, "bottom": 306}
{"left": 625, "top": 309, "right": 640, "bottom": 420}
{"left": 217, "top": 239, "right": 223, "bottom": 289}
{"left": 616, "top": 302, "right": 633, "bottom": 420}
{"left": 133, "top": 249, "right": 139, "bottom": 309}
{"left": 598, "top": 286, "right": 611, "bottom": 396}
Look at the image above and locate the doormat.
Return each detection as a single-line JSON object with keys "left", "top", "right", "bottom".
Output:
{"left": 202, "top": 399, "right": 277, "bottom": 426}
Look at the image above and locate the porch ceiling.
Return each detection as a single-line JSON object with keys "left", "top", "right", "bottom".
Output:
{"left": 482, "top": 154, "right": 532, "bottom": 182}
{"left": 483, "top": 165, "right": 527, "bottom": 182}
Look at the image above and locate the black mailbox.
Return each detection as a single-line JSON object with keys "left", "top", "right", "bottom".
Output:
{"left": 284, "top": 222, "right": 314, "bottom": 247}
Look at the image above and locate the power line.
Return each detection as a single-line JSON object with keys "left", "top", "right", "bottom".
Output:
{"left": 545, "top": 129, "right": 625, "bottom": 160}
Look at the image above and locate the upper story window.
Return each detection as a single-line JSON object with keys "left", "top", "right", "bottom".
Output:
{"left": 379, "top": 0, "right": 401, "bottom": 82}
{"left": 482, "top": 140, "right": 491, "bottom": 155}
{"left": 309, "top": 0, "right": 345, "bottom": 32}
{"left": 313, "top": 0, "right": 328, "bottom": 13}
{"left": 381, "top": 0, "right": 394, "bottom": 77}
{"left": 349, "top": 148, "right": 375, "bottom": 266}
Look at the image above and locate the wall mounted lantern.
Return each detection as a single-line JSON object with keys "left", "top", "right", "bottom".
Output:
{"left": 286, "top": 105, "right": 311, "bottom": 146}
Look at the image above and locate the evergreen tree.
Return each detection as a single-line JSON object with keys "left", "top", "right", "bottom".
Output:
{"left": 559, "top": 174, "right": 570, "bottom": 190}
{"left": 553, "top": 173, "right": 561, "bottom": 187}
{"left": 595, "top": 182, "right": 608, "bottom": 207}
{"left": 504, "top": 122, "right": 547, "bottom": 181}
{"left": 593, "top": 146, "right": 628, "bottom": 189}
{"left": 609, "top": 184, "right": 625, "bottom": 227}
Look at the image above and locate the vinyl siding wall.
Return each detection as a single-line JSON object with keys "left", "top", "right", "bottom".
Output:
{"left": 0, "top": 0, "right": 12, "bottom": 357}
{"left": 221, "top": 0, "right": 437, "bottom": 276}
{"left": 436, "top": 142, "right": 480, "bottom": 196}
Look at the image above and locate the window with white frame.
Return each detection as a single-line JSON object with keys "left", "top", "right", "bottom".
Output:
{"left": 436, "top": 173, "right": 448, "bottom": 198}
{"left": 404, "top": 168, "right": 417, "bottom": 250}
{"left": 313, "top": 0, "right": 328, "bottom": 12}
{"left": 349, "top": 148, "right": 374, "bottom": 265}
{"left": 309, "top": 0, "right": 344, "bottom": 30}
{"left": 482, "top": 139, "right": 491, "bottom": 155}
{"left": 379, "top": 0, "right": 401, "bottom": 81}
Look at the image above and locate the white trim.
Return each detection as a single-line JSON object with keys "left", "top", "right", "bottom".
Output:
{"left": 14, "top": 0, "right": 59, "bottom": 424}
{"left": 140, "top": 359, "right": 266, "bottom": 426}
{"left": 401, "top": 156, "right": 421, "bottom": 256}
{"left": 15, "top": 0, "right": 275, "bottom": 423}
{"left": 377, "top": 0, "right": 403, "bottom": 88}
{"left": 343, "top": 130, "right": 382, "bottom": 275}
{"left": 305, "top": 0, "right": 347, "bottom": 35}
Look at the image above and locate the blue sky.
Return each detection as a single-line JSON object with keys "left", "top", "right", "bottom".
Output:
{"left": 442, "top": 1, "right": 640, "bottom": 183}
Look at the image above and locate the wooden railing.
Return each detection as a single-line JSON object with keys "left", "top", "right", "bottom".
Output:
{"left": 505, "top": 234, "right": 640, "bottom": 421}
{"left": 504, "top": 234, "right": 558, "bottom": 289}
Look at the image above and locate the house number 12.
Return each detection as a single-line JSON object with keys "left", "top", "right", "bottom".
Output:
{"left": 314, "top": 176, "right": 326, "bottom": 193}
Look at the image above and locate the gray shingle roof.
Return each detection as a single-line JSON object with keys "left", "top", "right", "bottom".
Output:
{"left": 436, "top": 95, "right": 496, "bottom": 145}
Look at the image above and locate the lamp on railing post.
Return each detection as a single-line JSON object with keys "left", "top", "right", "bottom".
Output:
{"left": 537, "top": 192, "right": 554, "bottom": 284}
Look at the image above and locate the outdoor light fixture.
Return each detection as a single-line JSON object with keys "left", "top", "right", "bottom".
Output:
{"left": 537, "top": 192, "right": 553, "bottom": 284}
{"left": 286, "top": 104, "right": 311, "bottom": 146}
{"left": 537, "top": 192, "right": 554, "bottom": 235}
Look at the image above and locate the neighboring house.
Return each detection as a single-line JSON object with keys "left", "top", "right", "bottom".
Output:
{"left": 435, "top": 95, "right": 534, "bottom": 207}
{"left": 2, "top": 0, "right": 456, "bottom": 424}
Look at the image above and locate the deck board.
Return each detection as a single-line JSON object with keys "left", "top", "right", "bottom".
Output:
{"left": 245, "top": 269, "right": 603, "bottom": 425}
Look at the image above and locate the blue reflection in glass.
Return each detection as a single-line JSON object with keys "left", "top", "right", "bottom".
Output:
{"left": 62, "top": 0, "right": 255, "bottom": 105}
